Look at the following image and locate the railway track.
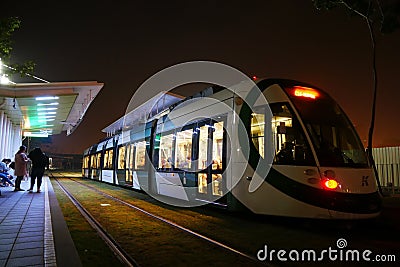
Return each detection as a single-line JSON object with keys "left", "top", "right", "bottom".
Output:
{"left": 52, "top": 176, "right": 139, "bottom": 267}
{"left": 51, "top": 175, "right": 266, "bottom": 267}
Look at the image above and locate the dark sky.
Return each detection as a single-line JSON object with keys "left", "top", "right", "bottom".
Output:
{"left": 2, "top": 0, "right": 400, "bottom": 154}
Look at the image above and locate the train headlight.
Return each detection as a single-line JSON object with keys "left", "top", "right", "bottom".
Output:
{"left": 323, "top": 178, "right": 339, "bottom": 190}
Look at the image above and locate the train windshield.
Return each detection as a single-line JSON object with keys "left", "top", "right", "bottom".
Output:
{"left": 286, "top": 86, "right": 369, "bottom": 167}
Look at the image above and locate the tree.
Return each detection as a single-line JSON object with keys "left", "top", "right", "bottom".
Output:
{"left": 312, "top": 0, "right": 400, "bottom": 194}
{"left": 0, "top": 16, "right": 35, "bottom": 82}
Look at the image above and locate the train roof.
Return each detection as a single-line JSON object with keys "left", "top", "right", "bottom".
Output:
{"left": 102, "top": 91, "right": 183, "bottom": 135}
{"left": 101, "top": 79, "right": 327, "bottom": 137}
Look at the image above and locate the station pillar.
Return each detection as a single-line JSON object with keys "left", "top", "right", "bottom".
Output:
{"left": 0, "top": 110, "right": 22, "bottom": 160}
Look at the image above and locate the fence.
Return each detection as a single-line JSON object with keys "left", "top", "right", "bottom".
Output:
{"left": 372, "top": 146, "right": 400, "bottom": 194}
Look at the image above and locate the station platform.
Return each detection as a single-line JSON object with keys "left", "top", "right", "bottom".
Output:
{"left": 0, "top": 177, "right": 81, "bottom": 267}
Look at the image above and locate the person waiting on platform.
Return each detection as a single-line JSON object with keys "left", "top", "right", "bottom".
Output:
{"left": 0, "top": 158, "right": 15, "bottom": 187}
{"left": 14, "top": 145, "right": 30, "bottom": 191}
{"left": 28, "top": 147, "right": 49, "bottom": 193}
{"left": 1, "top": 159, "right": 14, "bottom": 178}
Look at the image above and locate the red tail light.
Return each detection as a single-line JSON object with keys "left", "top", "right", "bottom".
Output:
{"left": 322, "top": 178, "right": 339, "bottom": 190}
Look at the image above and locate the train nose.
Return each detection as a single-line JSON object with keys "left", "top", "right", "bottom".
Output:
{"left": 320, "top": 170, "right": 340, "bottom": 190}
{"left": 318, "top": 168, "right": 377, "bottom": 194}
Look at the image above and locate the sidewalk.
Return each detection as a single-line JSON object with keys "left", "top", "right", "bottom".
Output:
{"left": 0, "top": 177, "right": 81, "bottom": 267}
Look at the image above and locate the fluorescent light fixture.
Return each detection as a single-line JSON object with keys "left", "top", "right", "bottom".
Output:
{"left": 38, "top": 118, "right": 55, "bottom": 122}
{"left": 37, "top": 107, "right": 58, "bottom": 111}
{"left": 38, "top": 112, "right": 57, "bottom": 115}
{"left": 38, "top": 115, "right": 56, "bottom": 119}
{"left": 24, "top": 132, "right": 49, "bottom": 137}
{"left": 37, "top": 102, "right": 59, "bottom": 106}
{"left": 36, "top": 96, "right": 59, "bottom": 101}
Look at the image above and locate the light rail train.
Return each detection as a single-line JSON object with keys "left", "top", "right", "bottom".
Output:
{"left": 82, "top": 78, "right": 381, "bottom": 219}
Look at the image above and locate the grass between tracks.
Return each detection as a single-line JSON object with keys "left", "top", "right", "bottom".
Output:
{"left": 51, "top": 179, "right": 125, "bottom": 267}
{"left": 51, "top": 177, "right": 264, "bottom": 267}
{"left": 50, "top": 179, "right": 262, "bottom": 266}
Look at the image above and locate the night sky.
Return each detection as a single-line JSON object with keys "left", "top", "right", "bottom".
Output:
{"left": 2, "top": 0, "right": 400, "bottom": 154}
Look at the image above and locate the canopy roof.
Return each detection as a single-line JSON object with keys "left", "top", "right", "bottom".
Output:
{"left": 0, "top": 81, "right": 103, "bottom": 137}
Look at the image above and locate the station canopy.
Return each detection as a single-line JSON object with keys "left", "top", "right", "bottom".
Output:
{"left": 0, "top": 81, "right": 103, "bottom": 137}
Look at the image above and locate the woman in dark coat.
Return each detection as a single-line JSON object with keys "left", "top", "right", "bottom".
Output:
{"left": 28, "top": 147, "right": 49, "bottom": 193}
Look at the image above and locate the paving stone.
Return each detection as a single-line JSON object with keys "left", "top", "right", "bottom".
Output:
{"left": 0, "top": 238, "right": 15, "bottom": 245}
{"left": 14, "top": 241, "right": 44, "bottom": 250}
{"left": 10, "top": 247, "right": 43, "bottom": 258}
{"left": 6, "top": 255, "right": 43, "bottom": 266}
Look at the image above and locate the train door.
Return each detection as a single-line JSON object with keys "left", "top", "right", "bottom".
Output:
{"left": 123, "top": 143, "right": 133, "bottom": 187}
{"left": 196, "top": 118, "right": 227, "bottom": 205}
{"left": 123, "top": 143, "right": 140, "bottom": 189}
{"left": 153, "top": 123, "right": 194, "bottom": 201}
{"left": 90, "top": 153, "right": 101, "bottom": 180}
{"left": 102, "top": 148, "right": 114, "bottom": 183}
{"left": 134, "top": 140, "right": 148, "bottom": 190}
{"left": 116, "top": 145, "right": 127, "bottom": 186}
{"left": 82, "top": 155, "right": 89, "bottom": 177}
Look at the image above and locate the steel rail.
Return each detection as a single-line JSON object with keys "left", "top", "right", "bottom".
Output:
{"left": 65, "top": 177, "right": 262, "bottom": 264}
{"left": 52, "top": 175, "right": 140, "bottom": 267}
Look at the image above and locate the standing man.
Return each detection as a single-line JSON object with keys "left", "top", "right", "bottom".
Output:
{"left": 14, "top": 145, "right": 30, "bottom": 191}
{"left": 28, "top": 147, "right": 49, "bottom": 193}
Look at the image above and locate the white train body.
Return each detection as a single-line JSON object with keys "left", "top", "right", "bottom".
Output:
{"left": 83, "top": 79, "right": 381, "bottom": 219}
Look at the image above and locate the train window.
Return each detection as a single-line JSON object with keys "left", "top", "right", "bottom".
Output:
{"left": 83, "top": 156, "right": 89, "bottom": 168}
{"left": 96, "top": 153, "right": 101, "bottom": 168}
{"left": 109, "top": 150, "right": 114, "bottom": 168}
{"left": 198, "top": 125, "right": 209, "bottom": 170}
{"left": 159, "top": 133, "right": 174, "bottom": 168}
{"left": 126, "top": 145, "right": 131, "bottom": 169}
{"left": 125, "top": 144, "right": 134, "bottom": 184}
{"left": 271, "top": 104, "right": 314, "bottom": 165}
{"left": 212, "top": 174, "right": 223, "bottom": 196}
{"left": 135, "top": 141, "right": 146, "bottom": 170}
{"left": 104, "top": 152, "right": 108, "bottom": 168}
{"left": 198, "top": 173, "right": 207, "bottom": 194}
{"left": 118, "top": 146, "right": 126, "bottom": 169}
{"left": 251, "top": 103, "right": 314, "bottom": 165}
{"left": 91, "top": 153, "right": 101, "bottom": 168}
{"left": 104, "top": 149, "right": 114, "bottom": 169}
{"left": 175, "top": 129, "right": 193, "bottom": 170}
{"left": 126, "top": 144, "right": 134, "bottom": 169}
{"left": 251, "top": 112, "right": 265, "bottom": 158}
{"left": 212, "top": 122, "right": 224, "bottom": 170}
{"left": 291, "top": 97, "right": 368, "bottom": 167}
{"left": 90, "top": 155, "right": 96, "bottom": 168}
